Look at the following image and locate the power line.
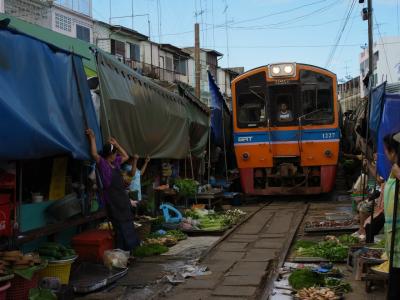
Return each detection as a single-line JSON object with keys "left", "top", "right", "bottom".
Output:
{"left": 374, "top": 16, "right": 394, "bottom": 82}
{"left": 228, "top": 0, "right": 331, "bottom": 26}
{"left": 228, "top": 15, "right": 358, "bottom": 31}
{"left": 397, "top": 0, "right": 400, "bottom": 35}
{"left": 325, "top": 0, "right": 357, "bottom": 68}
{"left": 229, "top": 0, "right": 341, "bottom": 30}
{"left": 211, "top": 0, "right": 215, "bottom": 49}
{"left": 200, "top": 42, "right": 400, "bottom": 49}
{"left": 152, "top": 0, "right": 340, "bottom": 38}
{"left": 224, "top": 0, "right": 230, "bottom": 68}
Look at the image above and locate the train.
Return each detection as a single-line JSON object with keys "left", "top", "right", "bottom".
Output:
{"left": 231, "top": 63, "right": 340, "bottom": 195}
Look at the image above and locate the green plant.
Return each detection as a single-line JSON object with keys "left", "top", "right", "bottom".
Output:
{"left": 337, "top": 234, "right": 360, "bottom": 246}
{"left": 296, "top": 241, "right": 349, "bottom": 261}
{"left": 293, "top": 240, "right": 318, "bottom": 250}
{"left": 288, "top": 269, "right": 324, "bottom": 290}
{"left": 174, "top": 178, "right": 198, "bottom": 198}
{"left": 132, "top": 244, "right": 169, "bottom": 257}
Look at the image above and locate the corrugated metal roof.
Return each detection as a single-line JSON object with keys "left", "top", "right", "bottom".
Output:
{"left": 386, "top": 82, "right": 400, "bottom": 94}
{"left": 0, "top": 13, "right": 97, "bottom": 73}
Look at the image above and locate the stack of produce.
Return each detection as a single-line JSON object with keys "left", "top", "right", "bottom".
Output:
{"left": 289, "top": 268, "right": 351, "bottom": 299}
{"left": 295, "top": 235, "right": 358, "bottom": 261}
{"left": 145, "top": 229, "right": 187, "bottom": 246}
{"left": 132, "top": 244, "right": 169, "bottom": 258}
{"left": 0, "top": 250, "right": 42, "bottom": 270}
{"left": 181, "top": 208, "right": 246, "bottom": 231}
{"left": 296, "top": 287, "right": 339, "bottom": 300}
{"left": 38, "top": 243, "right": 76, "bottom": 261}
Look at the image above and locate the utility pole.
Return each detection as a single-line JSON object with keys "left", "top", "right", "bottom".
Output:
{"left": 195, "top": 23, "right": 201, "bottom": 99}
{"left": 367, "top": 0, "right": 373, "bottom": 85}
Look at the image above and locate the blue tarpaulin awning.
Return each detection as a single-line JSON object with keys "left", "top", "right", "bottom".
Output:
{"left": 377, "top": 93, "right": 400, "bottom": 180}
{"left": 369, "top": 83, "right": 386, "bottom": 144}
{"left": 0, "top": 27, "right": 101, "bottom": 160}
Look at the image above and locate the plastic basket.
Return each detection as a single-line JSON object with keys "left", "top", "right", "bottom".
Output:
{"left": 7, "top": 273, "right": 38, "bottom": 300}
{"left": 38, "top": 258, "right": 76, "bottom": 285}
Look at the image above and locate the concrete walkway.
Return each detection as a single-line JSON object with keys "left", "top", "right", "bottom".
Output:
{"left": 163, "top": 202, "right": 307, "bottom": 300}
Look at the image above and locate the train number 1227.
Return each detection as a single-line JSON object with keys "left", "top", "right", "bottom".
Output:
{"left": 322, "top": 132, "right": 335, "bottom": 139}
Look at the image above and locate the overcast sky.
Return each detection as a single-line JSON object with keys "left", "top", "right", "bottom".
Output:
{"left": 93, "top": 0, "right": 400, "bottom": 81}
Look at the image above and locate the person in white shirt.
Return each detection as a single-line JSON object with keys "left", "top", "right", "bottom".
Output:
{"left": 278, "top": 103, "right": 293, "bottom": 122}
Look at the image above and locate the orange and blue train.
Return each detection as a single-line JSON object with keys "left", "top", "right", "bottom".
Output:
{"left": 231, "top": 63, "right": 340, "bottom": 195}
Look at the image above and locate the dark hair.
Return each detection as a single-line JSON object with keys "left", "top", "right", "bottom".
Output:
{"left": 101, "top": 142, "right": 117, "bottom": 158}
{"left": 383, "top": 133, "right": 400, "bottom": 154}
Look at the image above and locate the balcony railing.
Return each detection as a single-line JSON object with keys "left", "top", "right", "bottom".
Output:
{"left": 117, "top": 56, "right": 186, "bottom": 84}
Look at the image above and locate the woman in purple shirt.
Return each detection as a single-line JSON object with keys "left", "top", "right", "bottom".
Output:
{"left": 86, "top": 128, "right": 140, "bottom": 251}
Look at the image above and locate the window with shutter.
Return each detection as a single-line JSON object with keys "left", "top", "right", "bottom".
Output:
{"left": 129, "top": 43, "right": 140, "bottom": 62}
{"left": 111, "top": 39, "right": 126, "bottom": 57}
{"left": 76, "top": 24, "right": 90, "bottom": 42}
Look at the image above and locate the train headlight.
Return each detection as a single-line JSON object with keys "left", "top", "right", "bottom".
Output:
{"left": 284, "top": 65, "right": 293, "bottom": 74}
{"left": 269, "top": 63, "right": 296, "bottom": 77}
{"left": 272, "top": 66, "right": 280, "bottom": 75}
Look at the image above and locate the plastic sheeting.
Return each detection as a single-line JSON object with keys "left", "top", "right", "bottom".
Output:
{"left": 377, "top": 93, "right": 400, "bottom": 180}
{"left": 208, "top": 71, "right": 232, "bottom": 147}
{"left": 96, "top": 50, "right": 209, "bottom": 159}
{"left": 0, "top": 28, "right": 101, "bottom": 160}
{"left": 369, "top": 83, "right": 386, "bottom": 144}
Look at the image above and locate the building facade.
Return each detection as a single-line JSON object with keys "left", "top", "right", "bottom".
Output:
{"left": 359, "top": 36, "right": 400, "bottom": 98}
{"left": 0, "top": 0, "right": 4, "bottom": 13}
{"left": 338, "top": 76, "right": 361, "bottom": 113}
{"left": 5, "top": 0, "right": 93, "bottom": 43}
{"left": 5, "top": 0, "right": 243, "bottom": 106}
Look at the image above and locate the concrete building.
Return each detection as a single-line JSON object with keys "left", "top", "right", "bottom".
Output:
{"left": 93, "top": 20, "right": 148, "bottom": 72}
{"left": 0, "top": 0, "right": 4, "bottom": 13}
{"left": 338, "top": 76, "right": 361, "bottom": 113}
{"left": 183, "top": 48, "right": 223, "bottom": 103}
{"left": 359, "top": 36, "right": 400, "bottom": 97}
{"left": 5, "top": 0, "right": 243, "bottom": 106}
{"left": 4, "top": 0, "right": 93, "bottom": 43}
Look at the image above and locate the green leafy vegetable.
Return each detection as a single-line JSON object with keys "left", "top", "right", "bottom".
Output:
{"left": 324, "top": 277, "right": 352, "bottom": 293}
{"left": 293, "top": 240, "right": 318, "bottom": 250}
{"left": 174, "top": 179, "right": 198, "bottom": 198}
{"left": 296, "top": 241, "right": 349, "bottom": 261}
{"left": 288, "top": 269, "right": 324, "bottom": 290}
{"left": 132, "top": 244, "right": 169, "bottom": 257}
{"left": 337, "top": 234, "right": 360, "bottom": 246}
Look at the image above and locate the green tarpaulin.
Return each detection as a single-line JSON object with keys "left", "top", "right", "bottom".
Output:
{"left": 96, "top": 51, "right": 209, "bottom": 159}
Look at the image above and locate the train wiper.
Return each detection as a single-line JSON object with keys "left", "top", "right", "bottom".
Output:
{"left": 298, "top": 108, "right": 325, "bottom": 120}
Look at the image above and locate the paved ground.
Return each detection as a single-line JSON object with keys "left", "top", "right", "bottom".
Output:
{"left": 163, "top": 201, "right": 308, "bottom": 300}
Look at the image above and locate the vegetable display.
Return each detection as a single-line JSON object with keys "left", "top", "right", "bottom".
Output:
{"left": 174, "top": 179, "right": 198, "bottom": 198}
{"left": 181, "top": 208, "right": 246, "bottom": 231}
{"left": 0, "top": 250, "right": 42, "bottom": 272}
{"left": 38, "top": 242, "right": 76, "bottom": 261}
{"left": 324, "top": 277, "right": 352, "bottom": 293}
{"left": 295, "top": 235, "right": 357, "bottom": 261}
{"left": 296, "top": 240, "right": 348, "bottom": 261}
{"left": 296, "top": 287, "right": 339, "bottom": 300}
{"left": 289, "top": 269, "right": 324, "bottom": 290}
{"left": 132, "top": 244, "right": 169, "bottom": 257}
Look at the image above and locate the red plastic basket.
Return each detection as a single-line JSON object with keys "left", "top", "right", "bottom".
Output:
{"left": 7, "top": 273, "right": 38, "bottom": 300}
{"left": 0, "top": 282, "right": 10, "bottom": 300}
{"left": 72, "top": 229, "right": 114, "bottom": 262}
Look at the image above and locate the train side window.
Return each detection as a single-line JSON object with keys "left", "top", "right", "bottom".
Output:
{"left": 236, "top": 72, "right": 267, "bottom": 128}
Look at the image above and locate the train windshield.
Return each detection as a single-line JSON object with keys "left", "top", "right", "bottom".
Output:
{"left": 236, "top": 72, "right": 267, "bottom": 128}
{"left": 299, "top": 70, "right": 334, "bottom": 125}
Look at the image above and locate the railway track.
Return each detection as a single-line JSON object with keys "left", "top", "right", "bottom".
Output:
{"left": 164, "top": 199, "right": 310, "bottom": 299}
